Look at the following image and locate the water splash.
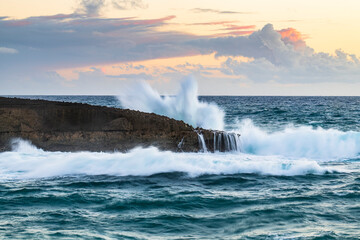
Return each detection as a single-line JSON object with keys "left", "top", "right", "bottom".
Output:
{"left": 117, "top": 78, "right": 225, "bottom": 130}
{"left": 236, "top": 119, "right": 360, "bottom": 160}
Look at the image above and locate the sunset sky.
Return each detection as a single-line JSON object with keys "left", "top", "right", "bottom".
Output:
{"left": 1, "top": 0, "right": 360, "bottom": 95}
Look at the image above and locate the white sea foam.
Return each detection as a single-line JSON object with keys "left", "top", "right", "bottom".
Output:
{"left": 0, "top": 139, "right": 333, "bottom": 179}
{"left": 117, "top": 78, "right": 225, "bottom": 130}
{"left": 116, "top": 78, "right": 360, "bottom": 160}
{"left": 236, "top": 119, "right": 360, "bottom": 160}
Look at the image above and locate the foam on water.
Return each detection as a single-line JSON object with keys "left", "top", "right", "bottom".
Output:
{"left": 0, "top": 139, "right": 332, "bottom": 180}
{"left": 237, "top": 119, "right": 360, "bottom": 160}
{"left": 117, "top": 78, "right": 225, "bottom": 130}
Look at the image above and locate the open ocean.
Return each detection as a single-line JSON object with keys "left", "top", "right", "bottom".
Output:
{"left": 1, "top": 95, "right": 360, "bottom": 239}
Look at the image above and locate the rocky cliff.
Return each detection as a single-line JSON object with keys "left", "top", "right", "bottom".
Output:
{"left": 0, "top": 97, "right": 223, "bottom": 152}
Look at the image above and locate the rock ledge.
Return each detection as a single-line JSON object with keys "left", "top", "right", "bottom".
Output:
{"left": 0, "top": 97, "right": 215, "bottom": 152}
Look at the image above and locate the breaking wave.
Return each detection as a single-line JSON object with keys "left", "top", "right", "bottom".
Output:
{"left": 237, "top": 119, "right": 360, "bottom": 160}
{"left": 0, "top": 139, "right": 332, "bottom": 180}
{"left": 117, "top": 78, "right": 225, "bottom": 130}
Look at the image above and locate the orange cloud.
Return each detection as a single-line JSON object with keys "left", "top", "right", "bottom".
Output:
{"left": 279, "top": 28, "right": 302, "bottom": 42}
{"left": 278, "top": 28, "right": 306, "bottom": 50}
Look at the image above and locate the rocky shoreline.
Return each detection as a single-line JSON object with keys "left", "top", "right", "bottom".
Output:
{"left": 0, "top": 97, "right": 224, "bottom": 152}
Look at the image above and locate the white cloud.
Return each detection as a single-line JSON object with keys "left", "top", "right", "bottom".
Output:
{"left": 0, "top": 47, "right": 18, "bottom": 54}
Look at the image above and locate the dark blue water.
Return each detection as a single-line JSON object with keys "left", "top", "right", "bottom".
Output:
{"left": 1, "top": 96, "right": 360, "bottom": 239}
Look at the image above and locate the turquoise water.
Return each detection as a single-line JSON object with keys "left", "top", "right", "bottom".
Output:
{"left": 1, "top": 96, "right": 360, "bottom": 239}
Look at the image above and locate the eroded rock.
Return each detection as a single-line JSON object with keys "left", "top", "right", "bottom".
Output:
{"left": 0, "top": 97, "right": 211, "bottom": 152}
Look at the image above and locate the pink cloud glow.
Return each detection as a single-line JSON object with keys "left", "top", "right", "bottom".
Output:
{"left": 223, "top": 25, "right": 256, "bottom": 31}
{"left": 278, "top": 27, "right": 307, "bottom": 50}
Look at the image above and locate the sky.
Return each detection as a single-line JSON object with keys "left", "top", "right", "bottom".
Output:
{"left": 1, "top": 0, "right": 360, "bottom": 95}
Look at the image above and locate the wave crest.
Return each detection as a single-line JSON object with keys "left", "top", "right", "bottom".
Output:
{"left": 0, "top": 139, "right": 333, "bottom": 179}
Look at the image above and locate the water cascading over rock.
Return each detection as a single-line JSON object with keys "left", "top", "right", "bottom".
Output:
{"left": 196, "top": 130, "right": 242, "bottom": 153}
{"left": 213, "top": 131, "right": 242, "bottom": 152}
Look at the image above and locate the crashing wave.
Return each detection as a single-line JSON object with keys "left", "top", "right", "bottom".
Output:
{"left": 0, "top": 139, "right": 333, "bottom": 179}
{"left": 117, "top": 78, "right": 225, "bottom": 130}
{"left": 237, "top": 119, "right": 360, "bottom": 160}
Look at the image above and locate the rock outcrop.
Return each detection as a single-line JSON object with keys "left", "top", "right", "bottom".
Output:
{"left": 0, "top": 97, "right": 221, "bottom": 152}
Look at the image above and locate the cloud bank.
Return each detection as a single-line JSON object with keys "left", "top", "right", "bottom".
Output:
{"left": 0, "top": 7, "right": 360, "bottom": 94}
{"left": 192, "top": 24, "right": 360, "bottom": 83}
{"left": 0, "top": 13, "right": 194, "bottom": 72}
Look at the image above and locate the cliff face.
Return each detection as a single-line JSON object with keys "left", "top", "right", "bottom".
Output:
{"left": 0, "top": 97, "right": 213, "bottom": 152}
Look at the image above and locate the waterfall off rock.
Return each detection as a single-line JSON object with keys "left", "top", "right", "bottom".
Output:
{"left": 195, "top": 130, "right": 242, "bottom": 153}
{"left": 197, "top": 132, "right": 208, "bottom": 153}
{"left": 213, "top": 131, "right": 242, "bottom": 152}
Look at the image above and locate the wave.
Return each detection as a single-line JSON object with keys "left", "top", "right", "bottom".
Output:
{"left": 117, "top": 78, "right": 225, "bottom": 130}
{"left": 237, "top": 119, "right": 360, "bottom": 160}
{"left": 0, "top": 140, "right": 332, "bottom": 180}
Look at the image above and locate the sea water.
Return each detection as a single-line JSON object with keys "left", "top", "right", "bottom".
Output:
{"left": 1, "top": 92, "right": 360, "bottom": 239}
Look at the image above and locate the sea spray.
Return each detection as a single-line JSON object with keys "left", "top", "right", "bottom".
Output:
{"left": 236, "top": 118, "right": 360, "bottom": 159}
{"left": 117, "top": 78, "right": 225, "bottom": 130}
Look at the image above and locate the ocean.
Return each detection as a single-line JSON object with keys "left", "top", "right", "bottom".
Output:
{"left": 1, "top": 95, "right": 360, "bottom": 239}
